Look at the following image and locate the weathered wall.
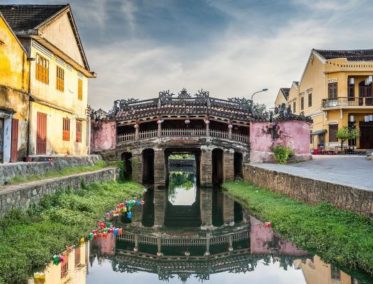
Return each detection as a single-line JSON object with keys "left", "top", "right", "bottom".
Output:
{"left": 91, "top": 121, "right": 116, "bottom": 152}
{"left": 0, "top": 155, "right": 101, "bottom": 185}
{"left": 243, "top": 164, "right": 373, "bottom": 217}
{"left": 0, "top": 167, "right": 117, "bottom": 216}
{"left": 250, "top": 120, "right": 311, "bottom": 163}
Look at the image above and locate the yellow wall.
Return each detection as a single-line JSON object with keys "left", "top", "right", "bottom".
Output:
{"left": 274, "top": 90, "right": 288, "bottom": 107}
{"left": 287, "top": 82, "right": 299, "bottom": 113}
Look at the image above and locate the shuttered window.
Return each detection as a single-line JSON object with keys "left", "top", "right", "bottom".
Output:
{"left": 63, "top": 118, "right": 70, "bottom": 141}
{"left": 328, "top": 82, "right": 338, "bottom": 99}
{"left": 36, "top": 54, "right": 49, "bottom": 84}
{"left": 308, "top": 93, "right": 312, "bottom": 107}
{"left": 75, "top": 246, "right": 81, "bottom": 267}
{"left": 300, "top": 97, "right": 304, "bottom": 110}
{"left": 76, "top": 120, "right": 82, "bottom": 143}
{"left": 56, "top": 66, "right": 64, "bottom": 92}
{"left": 329, "top": 124, "right": 338, "bottom": 142}
{"left": 60, "top": 253, "right": 68, "bottom": 279}
{"left": 78, "top": 79, "right": 83, "bottom": 100}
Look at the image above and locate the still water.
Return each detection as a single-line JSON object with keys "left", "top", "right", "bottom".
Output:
{"left": 83, "top": 164, "right": 371, "bottom": 284}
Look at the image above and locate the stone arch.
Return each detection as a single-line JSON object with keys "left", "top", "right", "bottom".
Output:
{"left": 234, "top": 151, "right": 243, "bottom": 179}
{"left": 142, "top": 148, "right": 154, "bottom": 184}
{"left": 212, "top": 148, "right": 224, "bottom": 185}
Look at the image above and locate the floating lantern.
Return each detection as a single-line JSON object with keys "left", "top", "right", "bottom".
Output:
{"left": 264, "top": 222, "right": 272, "bottom": 228}
{"left": 53, "top": 255, "right": 60, "bottom": 265}
{"left": 127, "top": 211, "right": 132, "bottom": 219}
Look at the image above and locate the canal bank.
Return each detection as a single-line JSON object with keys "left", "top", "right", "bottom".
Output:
{"left": 0, "top": 180, "right": 143, "bottom": 284}
{"left": 223, "top": 181, "right": 373, "bottom": 277}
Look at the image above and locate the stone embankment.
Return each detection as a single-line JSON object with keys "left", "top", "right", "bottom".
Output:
{"left": 243, "top": 164, "right": 373, "bottom": 217}
{"left": 0, "top": 167, "right": 117, "bottom": 216}
{"left": 0, "top": 155, "right": 101, "bottom": 185}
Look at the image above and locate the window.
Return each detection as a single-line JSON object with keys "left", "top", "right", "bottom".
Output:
{"left": 330, "top": 265, "right": 341, "bottom": 280}
{"left": 75, "top": 246, "right": 81, "bottom": 267}
{"left": 78, "top": 79, "right": 83, "bottom": 100}
{"left": 36, "top": 54, "right": 49, "bottom": 84}
{"left": 328, "top": 124, "right": 338, "bottom": 142}
{"left": 301, "top": 97, "right": 304, "bottom": 110}
{"left": 328, "top": 82, "right": 338, "bottom": 99}
{"left": 63, "top": 118, "right": 70, "bottom": 141}
{"left": 56, "top": 66, "right": 64, "bottom": 91}
{"left": 76, "top": 120, "right": 82, "bottom": 143}
{"left": 308, "top": 93, "right": 312, "bottom": 107}
{"left": 60, "top": 253, "right": 68, "bottom": 279}
{"left": 293, "top": 101, "right": 296, "bottom": 113}
{"left": 348, "top": 77, "right": 355, "bottom": 100}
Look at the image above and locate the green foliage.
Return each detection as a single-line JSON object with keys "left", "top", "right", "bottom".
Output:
{"left": 272, "top": 145, "right": 293, "bottom": 164}
{"left": 0, "top": 181, "right": 143, "bottom": 283}
{"left": 336, "top": 127, "right": 360, "bottom": 150}
{"left": 169, "top": 154, "right": 194, "bottom": 160}
{"left": 8, "top": 160, "right": 108, "bottom": 185}
{"left": 223, "top": 181, "right": 373, "bottom": 277}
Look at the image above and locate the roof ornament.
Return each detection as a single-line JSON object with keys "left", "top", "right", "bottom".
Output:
{"left": 228, "top": 97, "right": 253, "bottom": 111}
{"left": 158, "top": 90, "right": 174, "bottom": 106}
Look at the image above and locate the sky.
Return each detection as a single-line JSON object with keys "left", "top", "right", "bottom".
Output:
{"left": 5, "top": 0, "right": 373, "bottom": 110}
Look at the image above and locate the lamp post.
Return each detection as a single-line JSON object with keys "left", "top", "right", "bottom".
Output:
{"left": 250, "top": 88, "right": 268, "bottom": 101}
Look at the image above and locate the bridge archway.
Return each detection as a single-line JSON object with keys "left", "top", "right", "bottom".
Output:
{"left": 234, "top": 152, "right": 243, "bottom": 179}
{"left": 212, "top": 148, "right": 224, "bottom": 185}
{"left": 142, "top": 148, "right": 154, "bottom": 184}
{"left": 121, "top": 152, "right": 132, "bottom": 179}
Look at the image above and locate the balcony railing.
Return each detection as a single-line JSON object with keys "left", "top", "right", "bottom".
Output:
{"left": 322, "top": 97, "right": 373, "bottom": 108}
{"left": 117, "top": 129, "right": 249, "bottom": 145}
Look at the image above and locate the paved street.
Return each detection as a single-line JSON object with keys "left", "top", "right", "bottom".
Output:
{"left": 253, "top": 156, "right": 373, "bottom": 191}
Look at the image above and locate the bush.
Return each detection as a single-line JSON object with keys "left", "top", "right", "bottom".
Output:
{"left": 272, "top": 146, "right": 293, "bottom": 164}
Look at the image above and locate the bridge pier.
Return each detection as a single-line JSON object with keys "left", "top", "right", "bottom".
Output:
{"left": 200, "top": 147, "right": 212, "bottom": 187}
{"left": 154, "top": 190, "right": 165, "bottom": 227}
{"left": 154, "top": 148, "right": 166, "bottom": 189}
{"left": 131, "top": 150, "right": 142, "bottom": 184}
{"left": 200, "top": 187, "right": 212, "bottom": 229}
{"left": 223, "top": 194, "right": 235, "bottom": 225}
{"left": 223, "top": 149, "right": 235, "bottom": 182}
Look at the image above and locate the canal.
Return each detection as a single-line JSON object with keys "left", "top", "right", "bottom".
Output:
{"left": 82, "top": 154, "right": 372, "bottom": 284}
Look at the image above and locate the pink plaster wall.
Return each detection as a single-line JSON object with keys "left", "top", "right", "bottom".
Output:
{"left": 250, "top": 120, "right": 311, "bottom": 163}
{"left": 91, "top": 121, "right": 116, "bottom": 152}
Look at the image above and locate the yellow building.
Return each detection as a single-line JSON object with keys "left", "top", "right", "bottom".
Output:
{"left": 0, "top": 12, "right": 29, "bottom": 162}
{"left": 274, "top": 87, "right": 290, "bottom": 108}
{"left": 0, "top": 4, "right": 95, "bottom": 156}
{"left": 280, "top": 49, "right": 373, "bottom": 151}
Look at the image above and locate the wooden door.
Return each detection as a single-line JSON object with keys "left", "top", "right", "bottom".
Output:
{"left": 11, "top": 118, "right": 18, "bottom": 162}
{"left": 36, "top": 112, "right": 47, "bottom": 155}
{"left": 360, "top": 122, "right": 373, "bottom": 149}
{"left": 0, "top": 118, "right": 4, "bottom": 162}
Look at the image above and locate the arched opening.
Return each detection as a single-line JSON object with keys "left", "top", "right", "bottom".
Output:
{"left": 142, "top": 149, "right": 154, "bottom": 184}
{"left": 234, "top": 152, "right": 243, "bottom": 179}
{"left": 212, "top": 148, "right": 223, "bottom": 185}
{"left": 121, "top": 152, "right": 132, "bottom": 180}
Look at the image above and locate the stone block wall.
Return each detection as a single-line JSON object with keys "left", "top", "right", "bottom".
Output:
{"left": 0, "top": 168, "right": 117, "bottom": 216}
{"left": 243, "top": 164, "right": 373, "bottom": 217}
{"left": 0, "top": 155, "right": 102, "bottom": 186}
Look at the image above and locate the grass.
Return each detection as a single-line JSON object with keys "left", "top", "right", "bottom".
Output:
{"left": 7, "top": 160, "right": 108, "bottom": 185}
{"left": 223, "top": 181, "right": 373, "bottom": 277}
{"left": 0, "top": 180, "right": 144, "bottom": 284}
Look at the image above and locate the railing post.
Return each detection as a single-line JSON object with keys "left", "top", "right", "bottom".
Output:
{"left": 204, "top": 236, "right": 210, "bottom": 256}
{"left": 228, "top": 123, "right": 233, "bottom": 140}
{"left": 228, "top": 234, "right": 233, "bottom": 252}
{"left": 134, "top": 234, "right": 139, "bottom": 252}
{"left": 204, "top": 119, "right": 210, "bottom": 137}
{"left": 157, "top": 236, "right": 162, "bottom": 257}
{"left": 157, "top": 119, "right": 163, "bottom": 138}
{"left": 134, "top": 123, "right": 139, "bottom": 141}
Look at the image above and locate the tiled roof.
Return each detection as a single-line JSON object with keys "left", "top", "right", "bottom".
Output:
{"left": 0, "top": 5, "right": 68, "bottom": 32}
{"left": 280, "top": 88, "right": 290, "bottom": 100}
{"left": 314, "top": 49, "right": 373, "bottom": 61}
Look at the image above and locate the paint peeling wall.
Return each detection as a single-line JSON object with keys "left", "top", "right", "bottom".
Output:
{"left": 250, "top": 120, "right": 311, "bottom": 163}
{"left": 90, "top": 121, "right": 116, "bottom": 152}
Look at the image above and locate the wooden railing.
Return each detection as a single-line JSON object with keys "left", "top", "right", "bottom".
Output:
{"left": 117, "top": 129, "right": 249, "bottom": 145}
{"left": 322, "top": 96, "right": 373, "bottom": 108}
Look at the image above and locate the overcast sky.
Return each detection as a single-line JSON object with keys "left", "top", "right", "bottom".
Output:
{"left": 6, "top": 0, "right": 373, "bottom": 110}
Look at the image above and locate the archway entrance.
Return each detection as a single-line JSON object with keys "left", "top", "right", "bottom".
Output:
{"left": 142, "top": 149, "right": 154, "bottom": 184}
{"left": 234, "top": 152, "right": 243, "bottom": 179}
{"left": 212, "top": 148, "right": 223, "bottom": 185}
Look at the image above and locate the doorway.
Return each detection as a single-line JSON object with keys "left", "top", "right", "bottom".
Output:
{"left": 36, "top": 112, "right": 47, "bottom": 155}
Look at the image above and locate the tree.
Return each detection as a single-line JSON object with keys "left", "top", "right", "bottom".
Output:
{"left": 336, "top": 127, "right": 360, "bottom": 151}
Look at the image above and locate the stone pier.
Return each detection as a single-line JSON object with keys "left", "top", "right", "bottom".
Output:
{"left": 131, "top": 150, "right": 142, "bottom": 184}
{"left": 154, "top": 190, "right": 165, "bottom": 227}
{"left": 200, "top": 147, "right": 212, "bottom": 187}
{"left": 200, "top": 187, "right": 212, "bottom": 228}
{"left": 223, "top": 194, "right": 235, "bottom": 225}
{"left": 223, "top": 149, "right": 234, "bottom": 182}
{"left": 154, "top": 148, "right": 166, "bottom": 189}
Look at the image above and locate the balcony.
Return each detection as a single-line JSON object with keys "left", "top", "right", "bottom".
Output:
{"left": 117, "top": 129, "right": 249, "bottom": 145}
{"left": 322, "top": 97, "right": 373, "bottom": 109}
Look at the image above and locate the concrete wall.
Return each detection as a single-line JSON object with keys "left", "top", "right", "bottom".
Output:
{"left": 243, "top": 164, "right": 373, "bottom": 217}
{"left": 250, "top": 120, "right": 311, "bottom": 163}
{"left": 0, "top": 155, "right": 101, "bottom": 185}
{"left": 0, "top": 167, "right": 117, "bottom": 216}
{"left": 91, "top": 121, "right": 116, "bottom": 152}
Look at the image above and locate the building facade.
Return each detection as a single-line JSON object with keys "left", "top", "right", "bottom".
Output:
{"left": 0, "top": 4, "right": 95, "bottom": 157}
{"left": 277, "top": 49, "right": 373, "bottom": 150}
{"left": 0, "top": 13, "right": 29, "bottom": 162}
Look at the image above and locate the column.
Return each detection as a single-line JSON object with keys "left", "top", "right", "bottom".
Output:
{"left": 200, "top": 187, "right": 212, "bottom": 228}
{"left": 154, "top": 189, "right": 165, "bottom": 227}
{"left": 204, "top": 236, "right": 210, "bottom": 256}
{"left": 204, "top": 119, "right": 210, "bottom": 137}
{"left": 131, "top": 149, "right": 142, "bottom": 183}
{"left": 223, "top": 149, "right": 234, "bottom": 182}
{"left": 228, "top": 235, "right": 233, "bottom": 252}
{"left": 154, "top": 148, "right": 166, "bottom": 189}
{"left": 157, "top": 119, "right": 163, "bottom": 138}
{"left": 223, "top": 194, "right": 234, "bottom": 225}
{"left": 200, "top": 146, "right": 212, "bottom": 187}
{"left": 134, "top": 234, "right": 139, "bottom": 252}
{"left": 134, "top": 123, "right": 139, "bottom": 140}
{"left": 157, "top": 236, "right": 163, "bottom": 256}
{"left": 228, "top": 123, "right": 233, "bottom": 140}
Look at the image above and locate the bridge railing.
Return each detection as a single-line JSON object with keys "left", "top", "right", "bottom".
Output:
{"left": 117, "top": 129, "right": 249, "bottom": 145}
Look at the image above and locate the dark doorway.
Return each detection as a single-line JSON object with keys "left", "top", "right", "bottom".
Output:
{"left": 212, "top": 148, "right": 223, "bottom": 185}
{"left": 142, "top": 149, "right": 154, "bottom": 184}
{"left": 234, "top": 152, "right": 243, "bottom": 179}
{"left": 359, "top": 121, "right": 373, "bottom": 149}
{"left": 121, "top": 152, "right": 132, "bottom": 180}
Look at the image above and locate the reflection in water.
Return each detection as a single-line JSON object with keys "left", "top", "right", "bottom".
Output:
{"left": 168, "top": 172, "right": 197, "bottom": 205}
